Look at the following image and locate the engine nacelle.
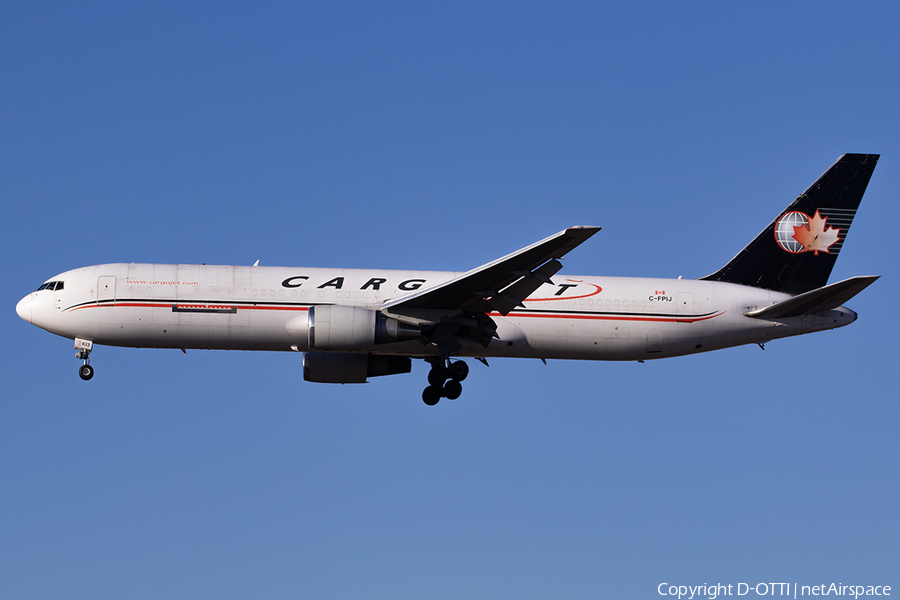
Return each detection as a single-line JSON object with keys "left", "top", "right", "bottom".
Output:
{"left": 303, "top": 352, "right": 412, "bottom": 384}
{"left": 308, "top": 305, "right": 420, "bottom": 351}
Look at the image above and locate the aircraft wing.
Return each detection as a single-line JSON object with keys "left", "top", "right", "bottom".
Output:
{"left": 383, "top": 226, "right": 601, "bottom": 316}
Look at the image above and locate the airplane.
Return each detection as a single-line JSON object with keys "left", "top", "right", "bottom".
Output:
{"left": 16, "top": 154, "right": 879, "bottom": 405}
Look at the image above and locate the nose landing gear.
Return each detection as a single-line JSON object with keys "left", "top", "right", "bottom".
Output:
{"left": 75, "top": 338, "right": 94, "bottom": 381}
{"left": 422, "top": 358, "right": 469, "bottom": 405}
{"left": 78, "top": 362, "right": 94, "bottom": 380}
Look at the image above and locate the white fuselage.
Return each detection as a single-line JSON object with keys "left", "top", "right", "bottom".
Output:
{"left": 16, "top": 263, "right": 857, "bottom": 361}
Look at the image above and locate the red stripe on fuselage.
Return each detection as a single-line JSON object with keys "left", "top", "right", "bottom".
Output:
{"left": 67, "top": 302, "right": 310, "bottom": 312}
{"left": 66, "top": 301, "right": 720, "bottom": 324}
{"left": 492, "top": 311, "right": 724, "bottom": 323}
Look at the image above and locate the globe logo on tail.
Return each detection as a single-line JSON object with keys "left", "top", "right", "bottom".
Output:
{"left": 774, "top": 209, "right": 841, "bottom": 255}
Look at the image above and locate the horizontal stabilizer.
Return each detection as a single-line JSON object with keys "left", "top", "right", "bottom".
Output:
{"left": 744, "top": 275, "right": 879, "bottom": 319}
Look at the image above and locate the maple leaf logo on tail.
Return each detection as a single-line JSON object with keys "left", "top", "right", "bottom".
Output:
{"left": 774, "top": 210, "right": 841, "bottom": 255}
{"left": 791, "top": 210, "right": 841, "bottom": 255}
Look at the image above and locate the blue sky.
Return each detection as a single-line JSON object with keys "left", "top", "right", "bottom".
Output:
{"left": 2, "top": 2, "right": 898, "bottom": 598}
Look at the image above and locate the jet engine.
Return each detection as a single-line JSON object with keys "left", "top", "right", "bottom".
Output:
{"left": 303, "top": 352, "right": 412, "bottom": 384}
{"left": 308, "top": 305, "right": 420, "bottom": 351}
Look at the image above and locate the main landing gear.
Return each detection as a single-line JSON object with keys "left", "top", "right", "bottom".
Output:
{"left": 422, "top": 359, "right": 469, "bottom": 406}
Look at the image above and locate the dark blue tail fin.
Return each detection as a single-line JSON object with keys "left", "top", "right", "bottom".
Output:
{"left": 701, "top": 154, "right": 878, "bottom": 294}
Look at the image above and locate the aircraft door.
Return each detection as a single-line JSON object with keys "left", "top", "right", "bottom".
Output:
{"left": 98, "top": 276, "right": 116, "bottom": 305}
{"left": 646, "top": 330, "right": 662, "bottom": 353}
{"left": 676, "top": 292, "right": 693, "bottom": 314}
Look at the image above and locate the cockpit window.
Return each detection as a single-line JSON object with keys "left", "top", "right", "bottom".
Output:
{"left": 36, "top": 281, "right": 64, "bottom": 291}
{"left": 37, "top": 283, "right": 50, "bottom": 291}
{"left": 54, "top": 281, "right": 64, "bottom": 290}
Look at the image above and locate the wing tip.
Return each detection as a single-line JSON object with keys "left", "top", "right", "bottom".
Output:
{"left": 566, "top": 225, "right": 602, "bottom": 233}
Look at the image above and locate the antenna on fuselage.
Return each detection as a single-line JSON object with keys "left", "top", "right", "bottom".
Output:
{"left": 253, "top": 260, "right": 260, "bottom": 266}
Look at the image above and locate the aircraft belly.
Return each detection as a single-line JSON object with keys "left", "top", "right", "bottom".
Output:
{"left": 63, "top": 303, "right": 298, "bottom": 351}
{"left": 163, "top": 309, "right": 298, "bottom": 351}
{"left": 509, "top": 310, "right": 734, "bottom": 361}
{"left": 513, "top": 317, "right": 637, "bottom": 360}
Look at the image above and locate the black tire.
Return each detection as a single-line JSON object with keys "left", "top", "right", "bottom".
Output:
{"left": 427, "top": 366, "right": 448, "bottom": 387}
{"left": 422, "top": 386, "right": 441, "bottom": 406}
{"left": 79, "top": 364, "right": 94, "bottom": 381}
{"left": 443, "top": 379, "right": 462, "bottom": 400}
{"left": 449, "top": 361, "right": 469, "bottom": 381}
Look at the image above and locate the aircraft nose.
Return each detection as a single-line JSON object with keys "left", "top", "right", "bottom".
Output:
{"left": 16, "top": 294, "right": 33, "bottom": 324}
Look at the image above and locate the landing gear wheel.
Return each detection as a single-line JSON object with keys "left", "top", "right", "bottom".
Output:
{"left": 449, "top": 361, "right": 469, "bottom": 381}
{"left": 443, "top": 379, "right": 462, "bottom": 400}
{"left": 427, "top": 366, "right": 449, "bottom": 387}
{"left": 422, "top": 386, "right": 441, "bottom": 406}
{"left": 79, "top": 364, "right": 94, "bottom": 381}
